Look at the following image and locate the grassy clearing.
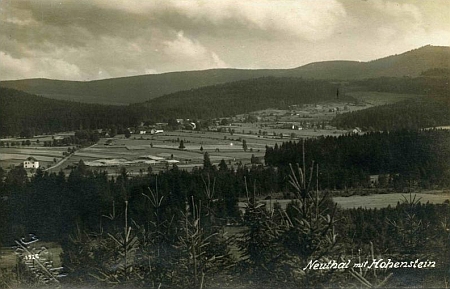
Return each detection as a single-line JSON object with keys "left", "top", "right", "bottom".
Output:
{"left": 346, "top": 91, "right": 419, "bottom": 106}
{"left": 333, "top": 192, "right": 450, "bottom": 209}
{"left": 240, "top": 191, "right": 450, "bottom": 211}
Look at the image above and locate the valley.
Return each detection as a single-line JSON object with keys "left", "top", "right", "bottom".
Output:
{"left": 0, "top": 45, "right": 449, "bottom": 289}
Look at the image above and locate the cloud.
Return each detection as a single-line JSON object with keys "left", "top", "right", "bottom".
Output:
{"left": 92, "top": 0, "right": 347, "bottom": 41}
{"left": 175, "top": 0, "right": 347, "bottom": 41}
{"left": 163, "top": 31, "right": 227, "bottom": 70}
{"left": 359, "top": 0, "right": 450, "bottom": 54}
{"left": 370, "top": 0, "right": 422, "bottom": 22}
{"left": 0, "top": 51, "right": 83, "bottom": 80}
{"left": 0, "top": 0, "right": 448, "bottom": 80}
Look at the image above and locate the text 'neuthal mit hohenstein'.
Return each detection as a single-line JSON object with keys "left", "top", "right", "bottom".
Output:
{"left": 303, "top": 259, "right": 436, "bottom": 271}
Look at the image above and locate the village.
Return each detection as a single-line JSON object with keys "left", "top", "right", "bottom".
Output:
{"left": 0, "top": 97, "right": 372, "bottom": 176}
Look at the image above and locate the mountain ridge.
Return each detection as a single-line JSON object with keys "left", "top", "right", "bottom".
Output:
{"left": 1, "top": 45, "right": 448, "bottom": 105}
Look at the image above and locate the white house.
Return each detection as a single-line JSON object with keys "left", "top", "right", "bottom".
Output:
{"left": 24, "top": 157, "right": 39, "bottom": 169}
{"left": 352, "top": 127, "right": 362, "bottom": 134}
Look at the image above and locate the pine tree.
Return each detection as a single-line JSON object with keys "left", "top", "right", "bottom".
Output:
{"left": 218, "top": 159, "right": 228, "bottom": 171}
{"left": 242, "top": 139, "right": 248, "bottom": 152}
{"left": 203, "top": 152, "right": 212, "bottom": 170}
{"left": 282, "top": 161, "right": 339, "bottom": 287}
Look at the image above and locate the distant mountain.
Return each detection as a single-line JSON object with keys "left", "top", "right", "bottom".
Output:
{"left": 1, "top": 45, "right": 448, "bottom": 105}
{"left": 0, "top": 69, "right": 285, "bottom": 105}
{"left": 285, "top": 45, "right": 450, "bottom": 79}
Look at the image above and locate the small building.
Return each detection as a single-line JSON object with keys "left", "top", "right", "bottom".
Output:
{"left": 24, "top": 157, "right": 39, "bottom": 169}
{"left": 369, "top": 175, "right": 379, "bottom": 187}
{"left": 150, "top": 129, "right": 164, "bottom": 135}
{"left": 291, "top": 124, "right": 302, "bottom": 130}
{"left": 352, "top": 127, "right": 362, "bottom": 134}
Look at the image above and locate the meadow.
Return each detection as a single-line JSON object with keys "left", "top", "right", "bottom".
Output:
{"left": 249, "top": 191, "right": 450, "bottom": 212}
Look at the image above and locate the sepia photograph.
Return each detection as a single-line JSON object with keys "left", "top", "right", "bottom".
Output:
{"left": 0, "top": 0, "right": 449, "bottom": 288}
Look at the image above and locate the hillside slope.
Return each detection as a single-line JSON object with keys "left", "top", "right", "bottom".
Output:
{"left": 139, "top": 77, "right": 351, "bottom": 121}
{"left": 286, "top": 45, "right": 450, "bottom": 79}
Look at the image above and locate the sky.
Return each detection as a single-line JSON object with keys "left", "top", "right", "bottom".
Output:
{"left": 0, "top": 0, "right": 449, "bottom": 81}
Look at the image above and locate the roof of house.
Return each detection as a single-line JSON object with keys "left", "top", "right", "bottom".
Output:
{"left": 26, "top": 157, "right": 38, "bottom": 161}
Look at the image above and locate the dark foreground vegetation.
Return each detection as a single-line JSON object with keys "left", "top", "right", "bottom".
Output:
{"left": 1, "top": 131, "right": 449, "bottom": 288}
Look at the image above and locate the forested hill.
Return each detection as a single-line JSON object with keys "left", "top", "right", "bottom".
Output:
{"left": 0, "top": 87, "right": 143, "bottom": 137}
{"left": 0, "top": 69, "right": 285, "bottom": 105}
{"left": 286, "top": 45, "right": 450, "bottom": 79}
{"left": 139, "top": 77, "right": 350, "bottom": 121}
{"left": 331, "top": 97, "right": 450, "bottom": 131}
{"left": 1, "top": 45, "right": 448, "bottom": 105}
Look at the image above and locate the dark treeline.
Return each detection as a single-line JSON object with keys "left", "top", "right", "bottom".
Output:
{"left": 0, "top": 159, "right": 295, "bottom": 242}
{"left": 265, "top": 129, "right": 450, "bottom": 189}
{"left": 331, "top": 97, "right": 450, "bottom": 131}
{"left": 138, "top": 77, "right": 350, "bottom": 122}
{"left": 0, "top": 87, "right": 143, "bottom": 137}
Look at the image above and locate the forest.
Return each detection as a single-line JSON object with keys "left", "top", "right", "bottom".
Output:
{"left": 265, "top": 129, "right": 450, "bottom": 189}
{"left": 353, "top": 76, "right": 449, "bottom": 97}
{"left": 0, "top": 155, "right": 448, "bottom": 288}
{"left": 330, "top": 74, "right": 450, "bottom": 131}
{"left": 0, "top": 87, "right": 143, "bottom": 137}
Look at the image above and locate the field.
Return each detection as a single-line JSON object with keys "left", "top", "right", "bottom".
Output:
{"left": 0, "top": 145, "right": 67, "bottom": 172}
{"left": 53, "top": 130, "right": 269, "bottom": 175}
